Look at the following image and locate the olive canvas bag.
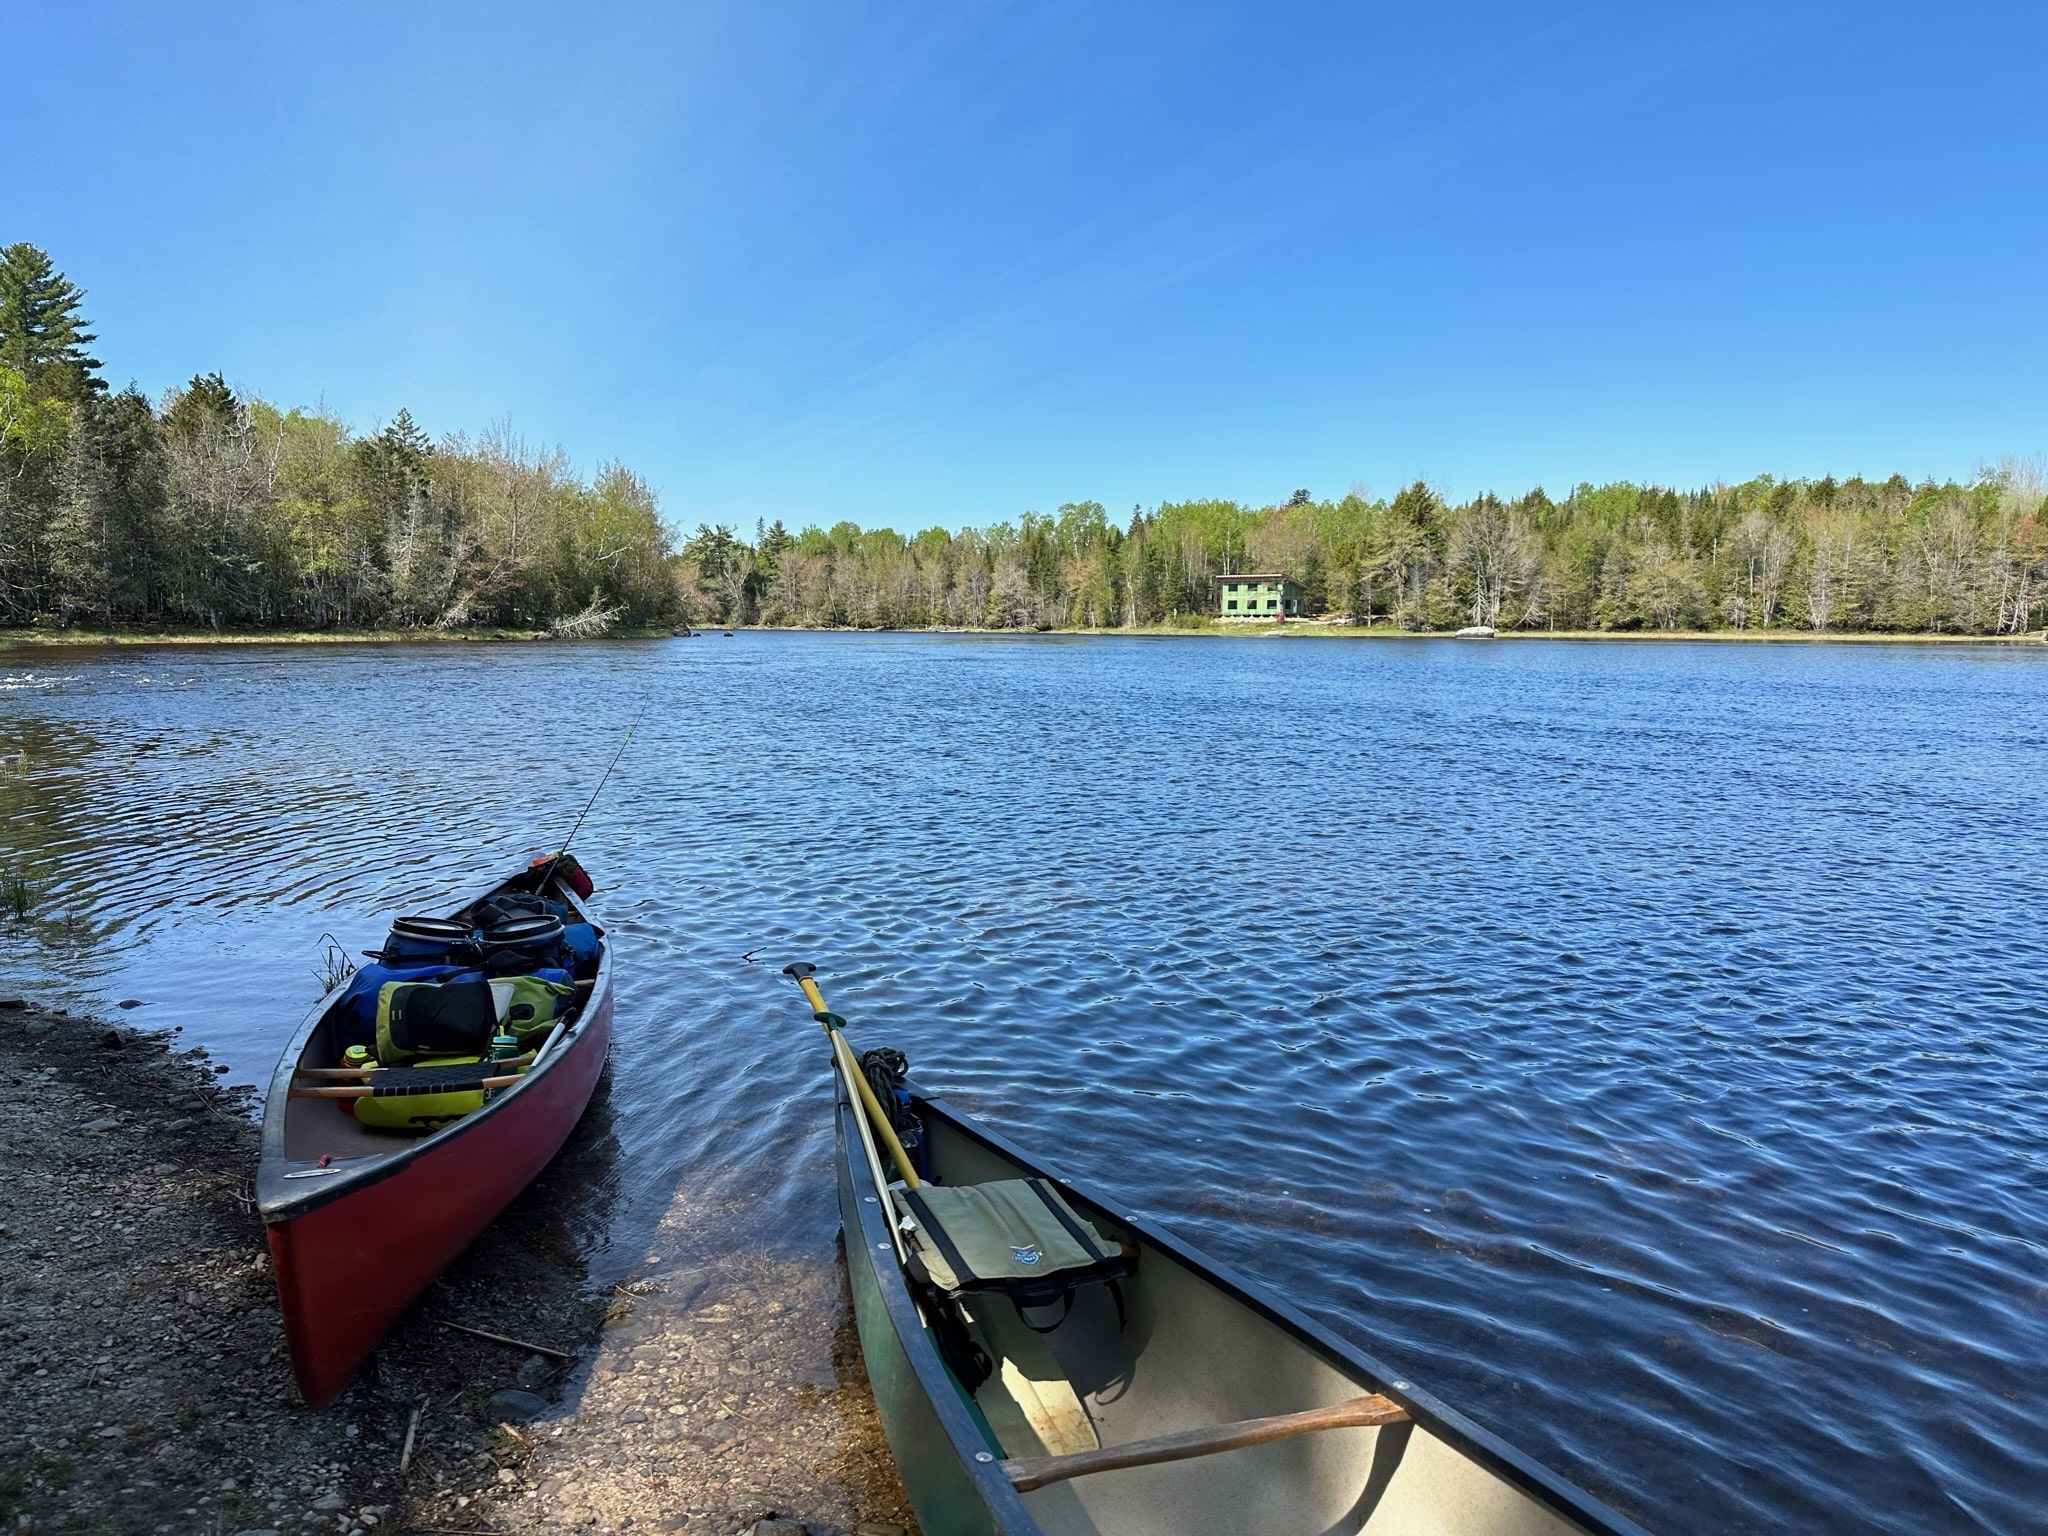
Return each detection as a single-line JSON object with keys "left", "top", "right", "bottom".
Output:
{"left": 890, "top": 1177, "right": 1135, "bottom": 1327}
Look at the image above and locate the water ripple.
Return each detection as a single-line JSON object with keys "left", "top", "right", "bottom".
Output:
{"left": 4, "top": 634, "right": 2046, "bottom": 1532}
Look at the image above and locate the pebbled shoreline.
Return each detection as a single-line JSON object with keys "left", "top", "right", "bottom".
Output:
{"left": 0, "top": 1000, "right": 916, "bottom": 1536}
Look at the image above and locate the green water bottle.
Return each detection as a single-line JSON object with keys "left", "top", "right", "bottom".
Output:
{"left": 343, "top": 1044, "right": 373, "bottom": 1071}
{"left": 485, "top": 1033, "right": 519, "bottom": 1099}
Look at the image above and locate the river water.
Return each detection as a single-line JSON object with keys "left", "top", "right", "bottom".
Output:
{"left": 4, "top": 633, "right": 2044, "bottom": 1532}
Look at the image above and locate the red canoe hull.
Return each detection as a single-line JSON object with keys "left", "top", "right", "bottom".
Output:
{"left": 263, "top": 970, "right": 611, "bottom": 1406}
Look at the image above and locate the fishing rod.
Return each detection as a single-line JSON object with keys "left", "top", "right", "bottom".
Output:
{"left": 539, "top": 699, "right": 648, "bottom": 880}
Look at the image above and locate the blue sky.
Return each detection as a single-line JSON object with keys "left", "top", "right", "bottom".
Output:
{"left": 11, "top": 2, "right": 2046, "bottom": 530}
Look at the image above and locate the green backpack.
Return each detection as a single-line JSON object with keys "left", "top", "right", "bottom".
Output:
{"left": 488, "top": 975, "right": 578, "bottom": 1046}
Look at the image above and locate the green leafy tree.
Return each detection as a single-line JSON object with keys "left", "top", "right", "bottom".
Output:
{"left": 683, "top": 522, "right": 751, "bottom": 622}
{"left": 0, "top": 365, "right": 74, "bottom": 621}
{"left": 9, "top": 244, "right": 2043, "bottom": 641}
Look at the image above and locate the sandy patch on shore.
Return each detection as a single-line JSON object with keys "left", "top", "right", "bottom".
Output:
{"left": 0, "top": 1000, "right": 915, "bottom": 1536}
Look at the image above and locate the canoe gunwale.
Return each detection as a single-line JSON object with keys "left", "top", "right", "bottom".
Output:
{"left": 254, "top": 865, "right": 611, "bottom": 1225}
{"left": 890, "top": 1083, "right": 1656, "bottom": 1536}
{"left": 837, "top": 1090, "right": 1048, "bottom": 1536}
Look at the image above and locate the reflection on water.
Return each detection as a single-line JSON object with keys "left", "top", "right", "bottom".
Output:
{"left": 4, "top": 633, "right": 2047, "bottom": 1533}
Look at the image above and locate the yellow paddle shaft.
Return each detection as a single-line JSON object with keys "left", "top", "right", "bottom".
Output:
{"left": 798, "top": 973, "right": 923, "bottom": 1190}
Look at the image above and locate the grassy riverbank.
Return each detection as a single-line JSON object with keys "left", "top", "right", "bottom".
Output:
{"left": 745, "top": 620, "right": 2046, "bottom": 644}
{"left": 0, "top": 624, "right": 682, "bottom": 649}
{"left": 1214, "top": 624, "right": 2048, "bottom": 644}
{"left": 5, "top": 620, "right": 2043, "bottom": 650}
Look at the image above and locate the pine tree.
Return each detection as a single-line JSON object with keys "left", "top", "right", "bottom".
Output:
{"left": 379, "top": 407, "right": 432, "bottom": 466}
{"left": 0, "top": 244, "right": 104, "bottom": 401}
{"left": 49, "top": 389, "right": 166, "bottom": 623}
{"left": 163, "top": 372, "right": 240, "bottom": 437}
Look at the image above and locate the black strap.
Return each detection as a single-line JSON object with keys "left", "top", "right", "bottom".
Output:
{"left": 365, "top": 1059, "right": 506, "bottom": 1095}
{"left": 899, "top": 1187, "right": 976, "bottom": 1288}
{"left": 370, "top": 1074, "right": 487, "bottom": 1097}
{"left": 909, "top": 1276, "right": 992, "bottom": 1394}
{"left": 1014, "top": 1289, "right": 1077, "bottom": 1334}
{"left": 1028, "top": 1179, "right": 1110, "bottom": 1259}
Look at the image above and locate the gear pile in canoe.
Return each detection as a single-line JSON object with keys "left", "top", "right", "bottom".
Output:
{"left": 780, "top": 963, "right": 1652, "bottom": 1536}
{"left": 256, "top": 854, "right": 612, "bottom": 1407}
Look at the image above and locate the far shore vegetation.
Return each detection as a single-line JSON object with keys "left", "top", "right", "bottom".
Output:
{"left": 5, "top": 242, "right": 2045, "bottom": 647}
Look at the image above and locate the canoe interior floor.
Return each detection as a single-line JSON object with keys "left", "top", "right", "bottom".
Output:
{"left": 280, "top": 1011, "right": 419, "bottom": 1163}
{"left": 914, "top": 1110, "right": 1595, "bottom": 1536}
{"left": 964, "top": 1299, "right": 1106, "bottom": 1459}
{"left": 283, "top": 1104, "right": 413, "bottom": 1162}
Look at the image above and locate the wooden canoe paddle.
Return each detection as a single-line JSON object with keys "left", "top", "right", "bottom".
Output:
{"left": 784, "top": 962, "right": 923, "bottom": 1189}
{"left": 1001, "top": 1391, "right": 1411, "bottom": 1492}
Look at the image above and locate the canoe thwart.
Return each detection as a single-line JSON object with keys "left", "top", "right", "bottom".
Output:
{"left": 289, "top": 1069, "right": 526, "bottom": 1100}
{"left": 295, "top": 1052, "right": 536, "bottom": 1079}
{"left": 1000, "top": 1391, "right": 1411, "bottom": 1493}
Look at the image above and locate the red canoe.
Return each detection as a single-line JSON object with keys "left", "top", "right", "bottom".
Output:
{"left": 256, "top": 860, "right": 613, "bottom": 1406}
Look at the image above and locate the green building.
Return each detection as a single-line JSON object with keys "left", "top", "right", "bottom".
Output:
{"left": 1215, "top": 573, "right": 1304, "bottom": 618}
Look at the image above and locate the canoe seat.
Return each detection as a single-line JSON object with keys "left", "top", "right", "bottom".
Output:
{"left": 892, "top": 1178, "right": 1134, "bottom": 1329}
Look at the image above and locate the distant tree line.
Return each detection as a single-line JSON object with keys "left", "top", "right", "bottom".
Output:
{"left": 682, "top": 471, "right": 2047, "bottom": 636}
{"left": 0, "top": 244, "right": 678, "bottom": 633}
{"left": 7, "top": 243, "right": 2043, "bottom": 640}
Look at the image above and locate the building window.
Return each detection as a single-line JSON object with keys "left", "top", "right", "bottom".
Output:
{"left": 1267, "top": 599, "right": 1278, "bottom": 610}
{"left": 1225, "top": 600, "right": 1238, "bottom": 611}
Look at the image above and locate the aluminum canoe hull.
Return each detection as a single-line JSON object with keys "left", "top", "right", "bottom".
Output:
{"left": 833, "top": 1077, "right": 1654, "bottom": 1536}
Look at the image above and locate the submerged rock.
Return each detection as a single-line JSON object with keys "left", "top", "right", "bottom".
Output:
{"left": 485, "top": 1388, "right": 551, "bottom": 1423}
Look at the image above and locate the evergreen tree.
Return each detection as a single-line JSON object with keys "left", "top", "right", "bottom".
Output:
{"left": 49, "top": 389, "right": 165, "bottom": 622}
{"left": 164, "top": 372, "right": 240, "bottom": 436}
{"left": 0, "top": 243, "right": 104, "bottom": 402}
{"left": 381, "top": 407, "right": 432, "bottom": 464}
{"left": 355, "top": 407, "right": 434, "bottom": 545}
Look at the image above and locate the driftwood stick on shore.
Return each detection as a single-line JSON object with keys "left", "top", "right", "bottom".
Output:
{"left": 399, "top": 1398, "right": 424, "bottom": 1473}
{"left": 433, "top": 1317, "right": 573, "bottom": 1361}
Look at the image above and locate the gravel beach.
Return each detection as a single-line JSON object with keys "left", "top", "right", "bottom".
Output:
{"left": 0, "top": 999, "right": 917, "bottom": 1536}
